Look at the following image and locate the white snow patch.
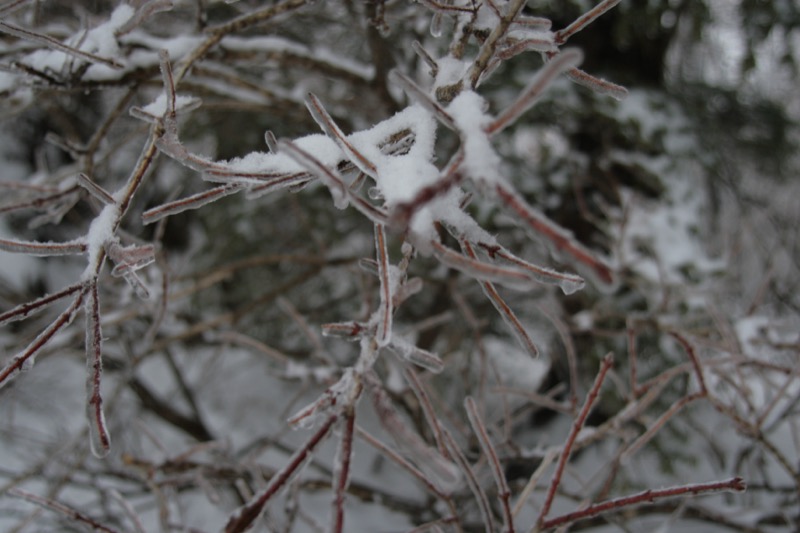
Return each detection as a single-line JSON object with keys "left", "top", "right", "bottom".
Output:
{"left": 448, "top": 91, "right": 502, "bottom": 184}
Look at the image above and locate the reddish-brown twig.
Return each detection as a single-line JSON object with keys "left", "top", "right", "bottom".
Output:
{"left": 331, "top": 407, "right": 356, "bottom": 533}
{"left": 8, "top": 488, "right": 121, "bottom": 533}
{"left": 465, "top": 397, "right": 515, "bottom": 533}
{"left": 461, "top": 239, "right": 539, "bottom": 358}
{"left": 85, "top": 281, "right": 111, "bottom": 458}
{"left": 224, "top": 414, "right": 338, "bottom": 533}
{"left": 540, "top": 477, "right": 747, "bottom": 530}
{"left": 537, "top": 353, "right": 614, "bottom": 526}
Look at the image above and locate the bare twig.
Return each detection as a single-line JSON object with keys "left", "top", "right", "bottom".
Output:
{"left": 540, "top": 477, "right": 747, "bottom": 530}
{"left": 7, "top": 489, "right": 121, "bottom": 533}
{"left": 224, "top": 414, "right": 338, "bottom": 533}
{"left": 465, "top": 397, "right": 515, "bottom": 533}
{"left": 537, "top": 354, "right": 614, "bottom": 526}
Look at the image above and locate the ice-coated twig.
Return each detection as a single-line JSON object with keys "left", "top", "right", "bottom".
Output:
{"left": 465, "top": 397, "right": 515, "bottom": 533}
{"left": 106, "top": 242, "right": 155, "bottom": 277}
{"left": 0, "top": 0, "right": 31, "bottom": 17}
{"left": 85, "top": 281, "right": 111, "bottom": 458}
{"left": 554, "top": 0, "right": 622, "bottom": 46}
{"left": 621, "top": 332, "right": 710, "bottom": 461}
{"left": 0, "top": 282, "right": 84, "bottom": 327}
{"left": 331, "top": 407, "right": 356, "bottom": 533}
{"left": 537, "top": 354, "right": 614, "bottom": 526}
{"left": 374, "top": 223, "right": 393, "bottom": 347}
{"left": 390, "top": 155, "right": 464, "bottom": 230}
{"left": 390, "top": 70, "right": 456, "bottom": 130}
{"left": 142, "top": 183, "right": 246, "bottom": 224}
{"left": 356, "top": 426, "right": 450, "bottom": 501}
{"left": 565, "top": 67, "right": 628, "bottom": 100}
{"left": 540, "top": 477, "right": 747, "bottom": 530}
{"left": 511, "top": 448, "right": 558, "bottom": 518}
{"left": 0, "top": 21, "right": 124, "bottom": 70}
{"left": 305, "top": 93, "right": 377, "bottom": 177}
{"left": 461, "top": 239, "right": 539, "bottom": 358}
{"left": 487, "top": 49, "right": 583, "bottom": 136}
{"left": 244, "top": 175, "right": 315, "bottom": 199}
{"left": 0, "top": 289, "right": 86, "bottom": 388}
{"left": 403, "top": 368, "right": 448, "bottom": 456}
{"left": 494, "top": 183, "right": 615, "bottom": 285}
{"left": 442, "top": 427, "right": 497, "bottom": 533}
{"left": 626, "top": 319, "right": 642, "bottom": 397}
{"left": 669, "top": 331, "right": 708, "bottom": 394}
{"left": 430, "top": 240, "right": 536, "bottom": 291}
{"left": 278, "top": 138, "right": 349, "bottom": 210}
{"left": 412, "top": 40, "right": 439, "bottom": 77}
{"left": 0, "top": 237, "right": 87, "bottom": 256}
{"left": 114, "top": 0, "right": 174, "bottom": 37}
{"left": 287, "top": 370, "right": 352, "bottom": 428}
{"left": 370, "top": 382, "right": 460, "bottom": 491}
{"left": 478, "top": 243, "right": 585, "bottom": 295}
{"left": 531, "top": 306, "right": 577, "bottom": 411}
{"left": 159, "top": 49, "right": 178, "bottom": 121}
{"left": 7, "top": 488, "right": 121, "bottom": 533}
{"left": 224, "top": 414, "right": 338, "bottom": 533}
{"left": 388, "top": 336, "right": 444, "bottom": 374}
{"left": 321, "top": 321, "right": 368, "bottom": 340}
{"left": 104, "top": 240, "right": 156, "bottom": 299}
{"left": 622, "top": 390, "right": 705, "bottom": 463}
{"left": 77, "top": 173, "right": 115, "bottom": 206}
{"left": 106, "top": 489, "right": 146, "bottom": 533}
{"left": 467, "top": 0, "right": 528, "bottom": 88}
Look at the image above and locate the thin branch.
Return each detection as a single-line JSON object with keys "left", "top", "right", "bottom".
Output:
{"left": 403, "top": 368, "right": 448, "bottom": 457}
{"left": 554, "top": 0, "right": 622, "bottom": 45}
{"left": 487, "top": 49, "right": 583, "bottom": 136}
{"left": 442, "top": 428, "right": 497, "bottom": 533}
{"left": 494, "top": 183, "right": 615, "bottom": 285}
{"left": 537, "top": 354, "right": 614, "bottom": 526}
{"left": 0, "top": 237, "right": 87, "bottom": 256}
{"left": 540, "top": 477, "right": 747, "bottom": 530}
{"left": 465, "top": 397, "right": 515, "bottom": 533}
{"left": 7, "top": 489, "right": 121, "bottom": 533}
{"left": 461, "top": 239, "right": 539, "bottom": 358}
{"left": 565, "top": 67, "right": 628, "bottom": 100}
{"left": 142, "top": 183, "right": 245, "bottom": 224}
{"left": 77, "top": 173, "right": 115, "bottom": 206}
{"left": 0, "top": 21, "right": 124, "bottom": 69}
{"left": 0, "top": 290, "right": 87, "bottom": 388}
{"left": 430, "top": 240, "right": 535, "bottom": 291}
{"left": 0, "top": 282, "right": 84, "bottom": 327}
{"left": 356, "top": 426, "right": 450, "bottom": 501}
{"left": 374, "top": 223, "right": 393, "bottom": 347}
{"left": 467, "top": 0, "right": 528, "bottom": 88}
{"left": 390, "top": 70, "right": 456, "bottom": 130}
{"left": 224, "top": 414, "right": 338, "bottom": 533}
{"left": 305, "top": 93, "right": 377, "bottom": 177}
{"left": 331, "top": 407, "right": 356, "bottom": 533}
{"left": 85, "top": 281, "right": 111, "bottom": 458}
{"left": 278, "top": 138, "right": 349, "bottom": 209}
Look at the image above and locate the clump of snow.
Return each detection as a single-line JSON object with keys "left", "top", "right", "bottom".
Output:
{"left": 434, "top": 56, "right": 469, "bottom": 89}
{"left": 447, "top": 91, "right": 503, "bottom": 185}
{"left": 82, "top": 204, "right": 119, "bottom": 278}
{"left": 23, "top": 5, "right": 134, "bottom": 78}
{"left": 224, "top": 133, "right": 344, "bottom": 176}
